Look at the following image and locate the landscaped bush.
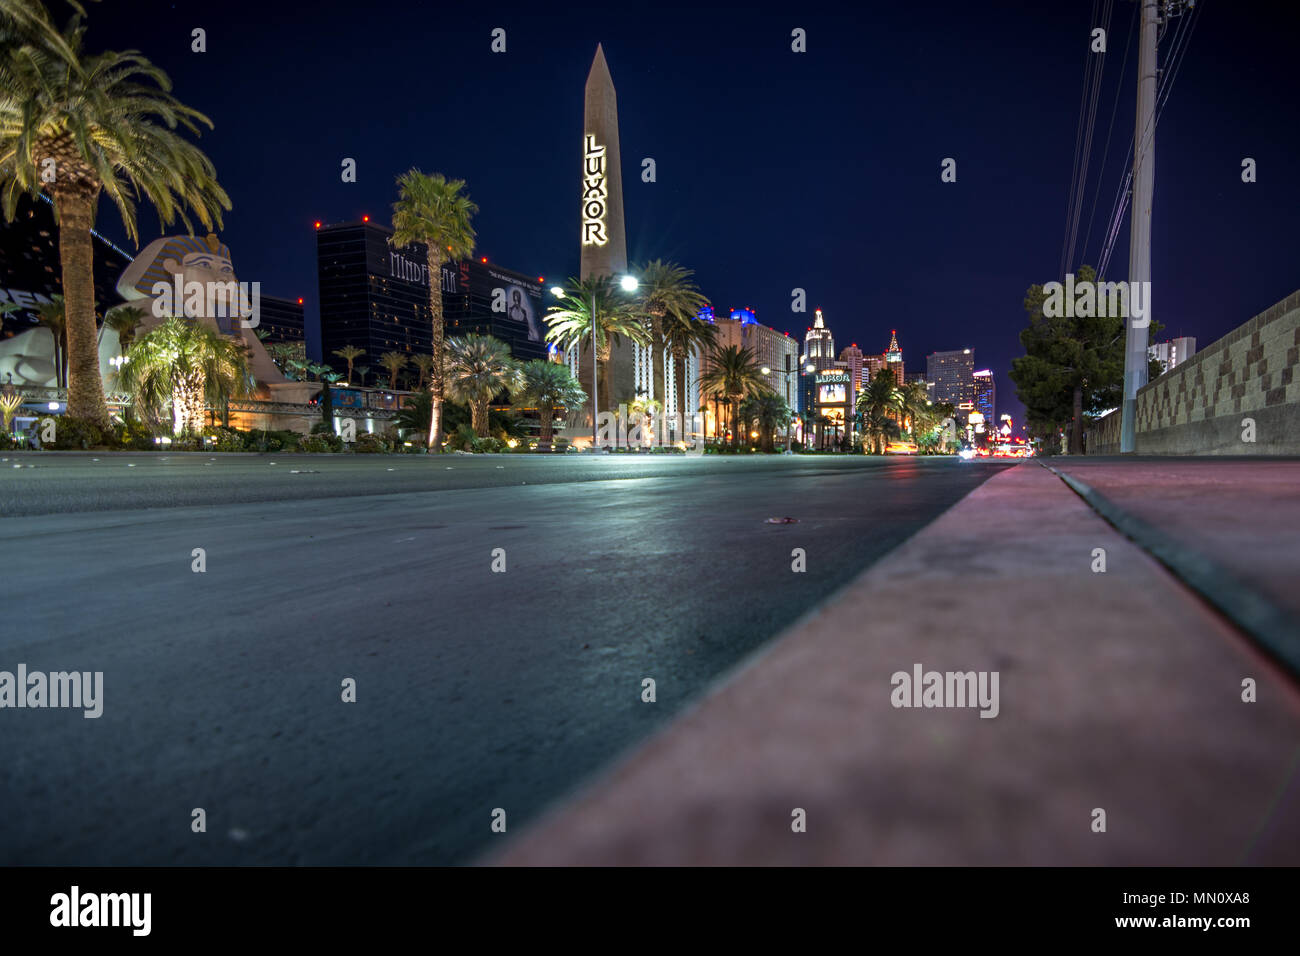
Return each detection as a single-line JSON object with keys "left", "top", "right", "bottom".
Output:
{"left": 244, "top": 429, "right": 302, "bottom": 452}
{"left": 470, "top": 435, "right": 507, "bottom": 453}
{"left": 300, "top": 431, "right": 343, "bottom": 453}
{"left": 0, "top": 431, "right": 19, "bottom": 450}
{"left": 352, "top": 432, "right": 393, "bottom": 453}
{"left": 46, "top": 415, "right": 103, "bottom": 449}
{"left": 113, "top": 419, "right": 158, "bottom": 450}
{"left": 202, "top": 426, "right": 246, "bottom": 452}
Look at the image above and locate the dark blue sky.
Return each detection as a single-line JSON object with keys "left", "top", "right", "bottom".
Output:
{"left": 82, "top": 0, "right": 1300, "bottom": 425}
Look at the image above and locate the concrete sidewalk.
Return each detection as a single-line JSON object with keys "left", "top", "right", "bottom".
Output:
{"left": 490, "top": 462, "right": 1300, "bottom": 865}
{"left": 1047, "top": 458, "right": 1300, "bottom": 621}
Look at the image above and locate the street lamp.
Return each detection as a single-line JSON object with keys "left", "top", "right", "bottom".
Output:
{"left": 760, "top": 353, "right": 799, "bottom": 452}
{"left": 552, "top": 275, "right": 638, "bottom": 452}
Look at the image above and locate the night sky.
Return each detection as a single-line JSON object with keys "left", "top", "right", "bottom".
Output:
{"left": 79, "top": 0, "right": 1300, "bottom": 427}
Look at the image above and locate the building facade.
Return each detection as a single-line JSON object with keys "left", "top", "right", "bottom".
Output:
{"left": 257, "top": 295, "right": 306, "bottom": 345}
{"left": 1148, "top": 336, "right": 1197, "bottom": 373}
{"left": 803, "top": 308, "right": 836, "bottom": 370}
{"left": 316, "top": 219, "right": 546, "bottom": 382}
{"left": 927, "top": 348, "right": 975, "bottom": 411}
{"left": 884, "top": 329, "right": 904, "bottom": 386}
{"left": 704, "top": 307, "right": 800, "bottom": 414}
{"left": 973, "top": 368, "right": 995, "bottom": 423}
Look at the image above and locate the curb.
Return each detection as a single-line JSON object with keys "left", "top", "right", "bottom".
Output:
{"left": 1040, "top": 461, "right": 1300, "bottom": 685}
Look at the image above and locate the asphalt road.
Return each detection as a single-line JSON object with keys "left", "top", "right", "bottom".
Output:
{"left": 0, "top": 453, "right": 1013, "bottom": 864}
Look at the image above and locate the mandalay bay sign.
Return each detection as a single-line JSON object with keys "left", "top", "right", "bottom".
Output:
{"left": 582, "top": 134, "right": 609, "bottom": 246}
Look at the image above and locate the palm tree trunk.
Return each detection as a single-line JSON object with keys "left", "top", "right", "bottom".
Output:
{"left": 474, "top": 399, "right": 489, "bottom": 437}
{"left": 539, "top": 401, "right": 554, "bottom": 452}
{"left": 651, "top": 312, "right": 666, "bottom": 419}
{"left": 598, "top": 355, "right": 613, "bottom": 441}
{"left": 674, "top": 349, "right": 687, "bottom": 442}
{"left": 1070, "top": 385, "right": 1084, "bottom": 455}
{"left": 56, "top": 192, "right": 109, "bottom": 427}
{"left": 426, "top": 248, "right": 447, "bottom": 450}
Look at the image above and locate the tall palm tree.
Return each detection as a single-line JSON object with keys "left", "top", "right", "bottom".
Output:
{"left": 512, "top": 358, "right": 585, "bottom": 452}
{"left": 354, "top": 365, "right": 370, "bottom": 387}
{"left": 116, "top": 316, "right": 250, "bottom": 436}
{"left": 857, "top": 368, "right": 903, "bottom": 454}
{"left": 445, "top": 334, "right": 518, "bottom": 438}
{"left": 33, "top": 295, "right": 66, "bottom": 386}
{"left": 378, "top": 351, "right": 408, "bottom": 391}
{"left": 390, "top": 169, "right": 477, "bottom": 450}
{"left": 739, "top": 392, "right": 792, "bottom": 453}
{"left": 411, "top": 353, "right": 436, "bottom": 391}
{"left": 699, "top": 344, "right": 770, "bottom": 450}
{"left": 0, "top": 14, "right": 230, "bottom": 428}
{"left": 102, "top": 303, "right": 144, "bottom": 351}
{"left": 544, "top": 275, "right": 649, "bottom": 423}
{"left": 332, "top": 344, "right": 365, "bottom": 384}
{"left": 634, "top": 260, "right": 710, "bottom": 418}
{"left": 663, "top": 308, "right": 718, "bottom": 441}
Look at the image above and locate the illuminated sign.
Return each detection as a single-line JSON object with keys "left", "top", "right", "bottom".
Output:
{"left": 819, "top": 383, "right": 846, "bottom": 404}
{"left": 581, "top": 134, "right": 608, "bottom": 246}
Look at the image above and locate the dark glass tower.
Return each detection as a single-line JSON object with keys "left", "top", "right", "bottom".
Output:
{"left": 316, "top": 220, "right": 546, "bottom": 379}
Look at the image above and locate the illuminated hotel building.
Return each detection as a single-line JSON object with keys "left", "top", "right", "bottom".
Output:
{"left": 316, "top": 219, "right": 546, "bottom": 379}
{"left": 973, "top": 368, "right": 995, "bottom": 423}
{"left": 927, "top": 348, "right": 975, "bottom": 408}
{"left": 704, "top": 306, "right": 800, "bottom": 416}
{"left": 1148, "top": 336, "right": 1197, "bottom": 372}
{"left": 883, "top": 329, "right": 904, "bottom": 386}
{"left": 862, "top": 353, "right": 885, "bottom": 388}
{"left": 803, "top": 308, "right": 836, "bottom": 370}
{"left": 257, "top": 295, "right": 306, "bottom": 346}
{"left": 838, "top": 344, "right": 864, "bottom": 396}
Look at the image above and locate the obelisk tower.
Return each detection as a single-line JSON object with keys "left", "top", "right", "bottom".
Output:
{"left": 580, "top": 43, "right": 627, "bottom": 281}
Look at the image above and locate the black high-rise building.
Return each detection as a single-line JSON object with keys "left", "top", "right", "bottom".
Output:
{"left": 316, "top": 219, "right": 547, "bottom": 377}
{"left": 256, "top": 294, "right": 305, "bottom": 345}
{"left": 0, "top": 194, "right": 133, "bottom": 340}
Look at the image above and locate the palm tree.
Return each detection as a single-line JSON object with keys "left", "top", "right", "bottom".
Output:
{"left": 411, "top": 353, "right": 436, "bottom": 391}
{"left": 663, "top": 308, "right": 718, "bottom": 442}
{"left": 512, "top": 359, "right": 586, "bottom": 452}
{"left": 116, "top": 316, "right": 250, "bottom": 436}
{"left": 634, "top": 261, "right": 711, "bottom": 419}
{"left": 544, "top": 275, "right": 650, "bottom": 424}
{"left": 378, "top": 351, "right": 408, "bottom": 391}
{"left": 354, "top": 365, "right": 370, "bottom": 387}
{"left": 445, "top": 334, "right": 518, "bottom": 438}
{"left": 857, "top": 368, "right": 903, "bottom": 454}
{"left": 33, "top": 296, "right": 66, "bottom": 387}
{"left": 1, "top": 389, "right": 24, "bottom": 434}
{"left": 332, "top": 344, "right": 365, "bottom": 384}
{"left": 699, "top": 344, "right": 770, "bottom": 450}
{"left": 898, "top": 381, "right": 934, "bottom": 443}
{"left": 739, "top": 392, "right": 792, "bottom": 453}
{"left": 0, "top": 14, "right": 231, "bottom": 428}
{"left": 627, "top": 395, "right": 662, "bottom": 447}
{"left": 102, "top": 303, "right": 144, "bottom": 351}
{"left": 390, "top": 169, "right": 478, "bottom": 450}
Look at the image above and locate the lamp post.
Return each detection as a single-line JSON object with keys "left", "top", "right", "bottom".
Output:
{"left": 760, "top": 352, "right": 800, "bottom": 452}
{"left": 552, "top": 275, "right": 638, "bottom": 452}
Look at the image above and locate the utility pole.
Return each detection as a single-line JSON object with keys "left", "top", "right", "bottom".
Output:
{"left": 1120, "top": 0, "right": 1159, "bottom": 453}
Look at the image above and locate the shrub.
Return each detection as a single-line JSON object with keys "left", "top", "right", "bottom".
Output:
{"left": 202, "top": 426, "right": 246, "bottom": 452}
{"left": 244, "top": 429, "right": 302, "bottom": 453}
{"left": 352, "top": 432, "right": 393, "bottom": 454}
{"left": 45, "top": 415, "right": 103, "bottom": 450}
{"left": 112, "top": 419, "right": 157, "bottom": 450}
{"left": 470, "top": 435, "right": 507, "bottom": 453}
{"left": 300, "top": 431, "right": 343, "bottom": 453}
{"left": 0, "top": 432, "right": 18, "bottom": 450}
